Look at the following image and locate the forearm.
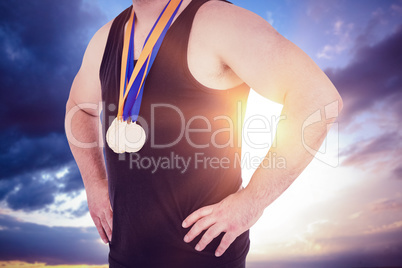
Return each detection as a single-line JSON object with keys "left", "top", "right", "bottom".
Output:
{"left": 244, "top": 88, "right": 342, "bottom": 211}
{"left": 65, "top": 99, "right": 107, "bottom": 189}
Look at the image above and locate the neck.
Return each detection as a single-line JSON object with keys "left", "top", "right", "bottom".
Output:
{"left": 132, "top": 0, "right": 171, "bottom": 25}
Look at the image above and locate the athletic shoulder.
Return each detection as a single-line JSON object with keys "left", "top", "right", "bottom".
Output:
{"left": 196, "top": 0, "right": 278, "bottom": 38}
{"left": 193, "top": 1, "right": 304, "bottom": 103}
{"left": 67, "top": 19, "right": 114, "bottom": 113}
{"left": 82, "top": 19, "right": 114, "bottom": 71}
{"left": 194, "top": 0, "right": 283, "bottom": 65}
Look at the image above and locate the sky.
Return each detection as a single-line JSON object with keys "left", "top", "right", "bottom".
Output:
{"left": 0, "top": 0, "right": 401, "bottom": 267}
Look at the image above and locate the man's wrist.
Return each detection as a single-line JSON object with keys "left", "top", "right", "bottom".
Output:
{"left": 241, "top": 183, "right": 269, "bottom": 215}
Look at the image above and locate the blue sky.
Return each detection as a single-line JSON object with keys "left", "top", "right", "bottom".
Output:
{"left": 0, "top": 0, "right": 401, "bottom": 267}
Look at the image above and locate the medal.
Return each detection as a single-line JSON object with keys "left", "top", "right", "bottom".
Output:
{"left": 106, "top": 0, "right": 183, "bottom": 153}
{"left": 106, "top": 118, "right": 147, "bottom": 153}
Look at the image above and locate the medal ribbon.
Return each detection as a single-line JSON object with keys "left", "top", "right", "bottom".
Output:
{"left": 118, "top": 0, "right": 183, "bottom": 121}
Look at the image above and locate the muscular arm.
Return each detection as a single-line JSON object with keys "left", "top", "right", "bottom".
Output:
{"left": 183, "top": 2, "right": 343, "bottom": 256}
{"left": 65, "top": 21, "right": 113, "bottom": 244}
{"left": 213, "top": 2, "right": 343, "bottom": 211}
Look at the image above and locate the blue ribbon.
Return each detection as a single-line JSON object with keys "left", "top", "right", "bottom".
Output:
{"left": 122, "top": 0, "right": 183, "bottom": 121}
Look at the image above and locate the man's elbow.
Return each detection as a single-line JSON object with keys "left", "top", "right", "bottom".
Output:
{"left": 337, "top": 92, "right": 344, "bottom": 114}
{"left": 322, "top": 85, "right": 343, "bottom": 120}
{"left": 331, "top": 86, "right": 343, "bottom": 115}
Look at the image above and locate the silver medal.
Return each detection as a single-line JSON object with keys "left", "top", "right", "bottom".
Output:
{"left": 106, "top": 118, "right": 146, "bottom": 154}
{"left": 124, "top": 121, "right": 146, "bottom": 153}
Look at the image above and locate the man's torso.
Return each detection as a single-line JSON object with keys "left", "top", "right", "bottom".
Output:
{"left": 99, "top": 1, "right": 251, "bottom": 267}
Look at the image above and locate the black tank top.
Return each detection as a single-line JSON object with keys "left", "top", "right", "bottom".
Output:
{"left": 100, "top": 1, "right": 250, "bottom": 267}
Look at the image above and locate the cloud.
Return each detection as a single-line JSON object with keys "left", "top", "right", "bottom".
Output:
{"left": 354, "top": 7, "right": 387, "bottom": 50}
{"left": 326, "top": 24, "right": 402, "bottom": 123}
{"left": 391, "top": 3, "right": 402, "bottom": 15}
{"left": 65, "top": 201, "right": 89, "bottom": 218}
{"left": 369, "top": 198, "right": 402, "bottom": 212}
{"left": 0, "top": 215, "right": 108, "bottom": 265}
{"left": 306, "top": 0, "right": 337, "bottom": 22}
{"left": 0, "top": 180, "right": 17, "bottom": 201}
{"left": 0, "top": 160, "right": 84, "bottom": 213}
{"left": 365, "top": 221, "right": 402, "bottom": 235}
{"left": 0, "top": 0, "right": 109, "bottom": 218}
{"left": 0, "top": 133, "right": 73, "bottom": 180}
{"left": 251, "top": 218, "right": 402, "bottom": 268}
{"left": 317, "top": 19, "right": 353, "bottom": 60}
{"left": 0, "top": 129, "right": 86, "bottom": 213}
{"left": 341, "top": 131, "right": 401, "bottom": 168}
{"left": 348, "top": 211, "right": 363, "bottom": 220}
{"left": 393, "top": 166, "right": 402, "bottom": 179}
{"left": 0, "top": 0, "right": 106, "bottom": 136}
{"left": 5, "top": 175, "right": 59, "bottom": 211}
